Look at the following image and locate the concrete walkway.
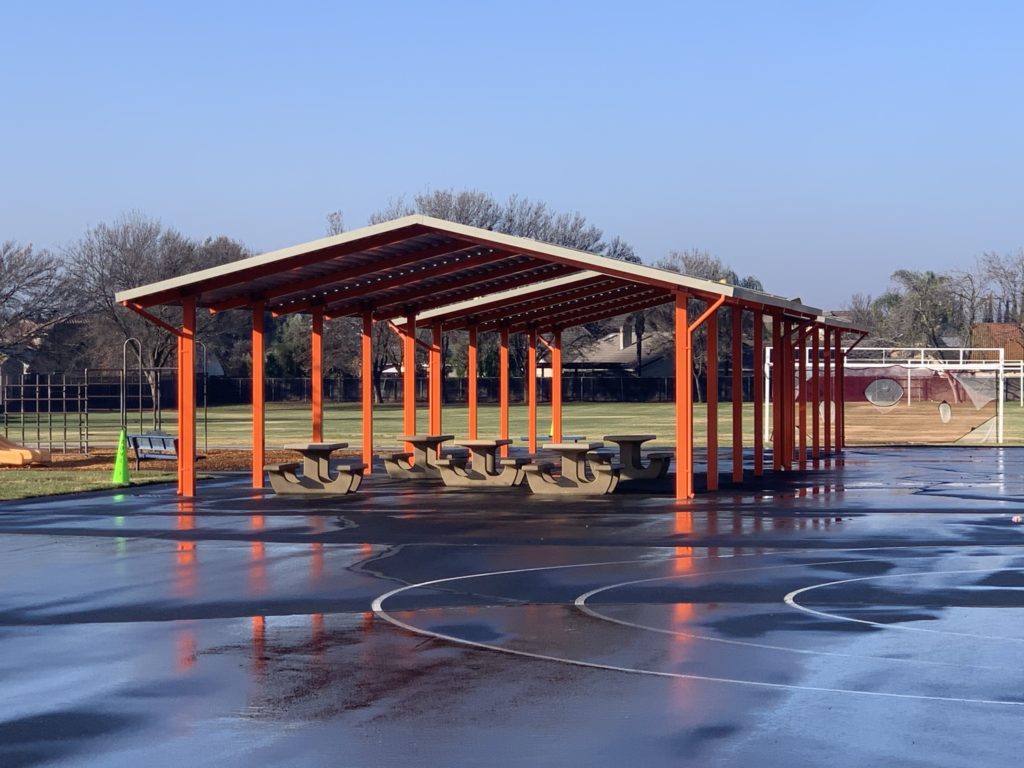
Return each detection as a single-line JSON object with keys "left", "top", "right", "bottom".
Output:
{"left": 1, "top": 447, "right": 1022, "bottom": 767}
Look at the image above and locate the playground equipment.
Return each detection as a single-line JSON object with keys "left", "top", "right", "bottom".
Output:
{"left": 0, "top": 434, "right": 50, "bottom": 466}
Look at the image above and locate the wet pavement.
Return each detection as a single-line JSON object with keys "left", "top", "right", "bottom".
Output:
{"left": 1, "top": 446, "right": 1023, "bottom": 767}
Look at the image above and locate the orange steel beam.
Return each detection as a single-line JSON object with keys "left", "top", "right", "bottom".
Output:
{"left": 706, "top": 308, "right": 719, "bottom": 491}
{"left": 358, "top": 260, "right": 566, "bottom": 320}
{"left": 771, "top": 315, "right": 783, "bottom": 471}
{"left": 731, "top": 307, "right": 743, "bottom": 483}
{"left": 753, "top": 310, "right": 764, "bottom": 476}
{"left": 688, "top": 295, "right": 726, "bottom": 334}
{"left": 674, "top": 292, "right": 693, "bottom": 500}
{"left": 361, "top": 313, "right": 374, "bottom": 474}
{"left": 834, "top": 329, "right": 843, "bottom": 453}
{"left": 429, "top": 322, "right": 442, "bottom": 441}
{"left": 823, "top": 327, "right": 832, "bottom": 457}
{"left": 311, "top": 306, "right": 323, "bottom": 442}
{"left": 551, "top": 328, "right": 563, "bottom": 442}
{"left": 798, "top": 325, "right": 807, "bottom": 470}
{"left": 486, "top": 283, "right": 652, "bottom": 330}
{"left": 251, "top": 302, "right": 266, "bottom": 489}
{"left": 386, "top": 319, "right": 432, "bottom": 351}
{"left": 402, "top": 312, "right": 417, "bottom": 453}
{"left": 442, "top": 276, "right": 616, "bottom": 329}
{"left": 179, "top": 296, "right": 197, "bottom": 497}
{"left": 512, "top": 291, "right": 670, "bottom": 334}
{"left": 374, "top": 264, "right": 577, "bottom": 321}
{"left": 277, "top": 251, "right": 511, "bottom": 318}
{"left": 133, "top": 225, "right": 440, "bottom": 308}
{"left": 123, "top": 301, "right": 183, "bottom": 338}
{"left": 812, "top": 325, "right": 821, "bottom": 468}
{"left": 209, "top": 240, "right": 489, "bottom": 313}
{"left": 499, "top": 327, "right": 510, "bottom": 457}
{"left": 467, "top": 327, "right": 478, "bottom": 439}
{"left": 527, "top": 328, "right": 538, "bottom": 452}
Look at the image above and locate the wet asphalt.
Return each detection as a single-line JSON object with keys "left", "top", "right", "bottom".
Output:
{"left": 1, "top": 446, "right": 1023, "bottom": 767}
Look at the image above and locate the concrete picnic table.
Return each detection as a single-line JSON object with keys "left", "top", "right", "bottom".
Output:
{"left": 600, "top": 434, "right": 674, "bottom": 483}
{"left": 383, "top": 435, "right": 466, "bottom": 481}
{"left": 266, "top": 441, "right": 366, "bottom": 494}
{"left": 523, "top": 441, "right": 619, "bottom": 495}
{"left": 436, "top": 438, "right": 530, "bottom": 488}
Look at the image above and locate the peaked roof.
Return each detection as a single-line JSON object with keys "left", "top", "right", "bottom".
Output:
{"left": 115, "top": 215, "right": 858, "bottom": 332}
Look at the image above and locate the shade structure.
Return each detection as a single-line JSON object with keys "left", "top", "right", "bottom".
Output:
{"left": 114, "top": 215, "right": 863, "bottom": 499}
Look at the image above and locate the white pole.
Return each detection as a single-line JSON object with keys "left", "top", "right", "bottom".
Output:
{"left": 997, "top": 349, "right": 1005, "bottom": 444}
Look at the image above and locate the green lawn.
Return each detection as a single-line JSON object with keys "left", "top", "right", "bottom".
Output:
{"left": 8, "top": 400, "right": 1021, "bottom": 450}
{"left": 0, "top": 471, "right": 177, "bottom": 501}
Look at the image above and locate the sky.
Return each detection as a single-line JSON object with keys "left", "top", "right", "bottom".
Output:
{"left": 2, "top": 0, "right": 1022, "bottom": 309}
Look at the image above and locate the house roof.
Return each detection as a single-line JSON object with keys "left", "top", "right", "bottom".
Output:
{"left": 115, "top": 215, "right": 862, "bottom": 333}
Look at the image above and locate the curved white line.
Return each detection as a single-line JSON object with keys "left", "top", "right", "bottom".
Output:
{"left": 785, "top": 567, "right": 1024, "bottom": 642}
{"left": 372, "top": 554, "right": 1024, "bottom": 706}
{"left": 575, "top": 560, "right": 1004, "bottom": 670}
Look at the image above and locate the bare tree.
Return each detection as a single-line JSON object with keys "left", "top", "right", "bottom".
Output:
{"left": 0, "top": 241, "right": 74, "bottom": 361}
{"left": 325, "top": 210, "right": 345, "bottom": 236}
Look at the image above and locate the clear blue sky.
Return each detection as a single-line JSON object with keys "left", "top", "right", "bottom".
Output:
{"left": 2, "top": 1, "right": 1021, "bottom": 308}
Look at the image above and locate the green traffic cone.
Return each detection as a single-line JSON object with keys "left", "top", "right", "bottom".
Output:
{"left": 112, "top": 428, "right": 130, "bottom": 485}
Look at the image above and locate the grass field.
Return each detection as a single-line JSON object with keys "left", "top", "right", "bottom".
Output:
{"left": 5, "top": 400, "right": 1024, "bottom": 451}
{"left": 0, "top": 471, "right": 177, "bottom": 501}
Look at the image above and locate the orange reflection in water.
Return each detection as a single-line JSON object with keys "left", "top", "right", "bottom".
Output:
{"left": 673, "top": 511, "right": 694, "bottom": 574}
{"left": 177, "top": 627, "right": 197, "bottom": 672}
{"left": 310, "top": 542, "right": 324, "bottom": 584}
{"left": 174, "top": 506, "right": 197, "bottom": 598}
{"left": 251, "top": 615, "right": 266, "bottom": 675}
{"left": 249, "top": 515, "right": 266, "bottom": 595}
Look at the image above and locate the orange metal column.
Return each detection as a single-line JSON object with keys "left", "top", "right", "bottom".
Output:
{"left": 311, "top": 306, "right": 323, "bottom": 442}
{"left": 812, "top": 326, "right": 821, "bottom": 468}
{"left": 674, "top": 292, "right": 693, "bottom": 500}
{"left": 753, "top": 310, "right": 764, "bottom": 477}
{"left": 551, "top": 328, "right": 563, "bottom": 443}
{"left": 706, "top": 309, "right": 719, "bottom": 491}
{"left": 731, "top": 307, "right": 743, "bottom": 483}
{"left": 499, "top": 326, "right": 510, "bottom": 455}
{"left": 798, "top": 327, "right": 807, "bottom": 470}
{"left": 771, "top": 315, "right": 783, "bottom": 471}
{"left": 251, "top": 302, "right": 265, "bottom": 490}
{"left": 527, "top": 328, "right": 538, "bottom": 453}
{"left": 835, "top": 331, "right": 844, "bottom": 452}
{"left": 176, "top": 297, "right": 197, "bottom": 496}
{"left": 402, "top": 312, "right": 417, "bottom": 452}
{"left": 176, "top": 332, "right": 183, "bottom": 492}
{"left": 467, "top": 327, "right": 478, "bottom": 439}
{"left": 823, "top": 327, "right": 832, "bottom": 457}
{"left": 429, "top": 321, "right": 442, "bottom": 438}
{"left": 361, "top": 313, "right": 374, "bottom": 474}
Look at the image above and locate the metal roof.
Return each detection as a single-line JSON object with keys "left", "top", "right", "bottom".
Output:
{"left": 115, "top": 215, "right": 860, "bottom": 331}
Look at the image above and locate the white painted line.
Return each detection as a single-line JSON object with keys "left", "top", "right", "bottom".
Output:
{"left": 784, "top": 567, "right": 1024, "bottom": 642}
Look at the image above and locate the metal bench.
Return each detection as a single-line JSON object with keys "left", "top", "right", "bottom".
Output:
{"left": 128, "top": 434, "right": 205, "bottom": 470}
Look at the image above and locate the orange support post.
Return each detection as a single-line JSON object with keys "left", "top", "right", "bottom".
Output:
{"left": 499, "top": 326, "right": 510, "bottom": 456}
{"left": 753, "top": 310, "right": 764, "bottom": 477}
{"left": 251, "top": 302, "right": 265, "bottom": 490}
{"left": 402, "top": 312, "right": 417, "bottom": 453}
{"left": 794, "top": 327, "right": 802, "bottom": 473}
{"left": 674, "top": 292, "right": 693, "bottom": 500}
{"left": 527, "top": 328, "right": 538, "bottom": 453}
{"left": 706, "top": 309, "right": 718, "bottom": 491}
{"left": 824, "top": 327, "right": 832, "bottom": 457}
{"left": 812, "top": 325, "right": 821, "bottom": 468}
{"left": 835, "top": 330, "right": 844, "bottom": 453}
{"left": 731, "top": 307, "right": 743, "bottom": 484}
{"left": 467, "top": 327, "right": 478, "bottom": 439}
{"left": 180, "top": 296, "right": 196, "bottom": 496}
{"left": 311, "top": 306, "right": 323, "bottom": 442}
{"left": 552, "top": 328, "right": 562, "bottom": 443}
{"left": 361, "top": 313, "right": 374, "bottom": 474}
{"left": 429, "top": 321, "right": 442, "bottom": 439}
{"left": 771, "top": 315, "right": 783, "bottom": 471}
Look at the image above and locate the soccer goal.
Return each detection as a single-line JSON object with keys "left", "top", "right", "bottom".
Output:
{"left": 764, "top": 346, "right": 1008, "bottom": 446}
